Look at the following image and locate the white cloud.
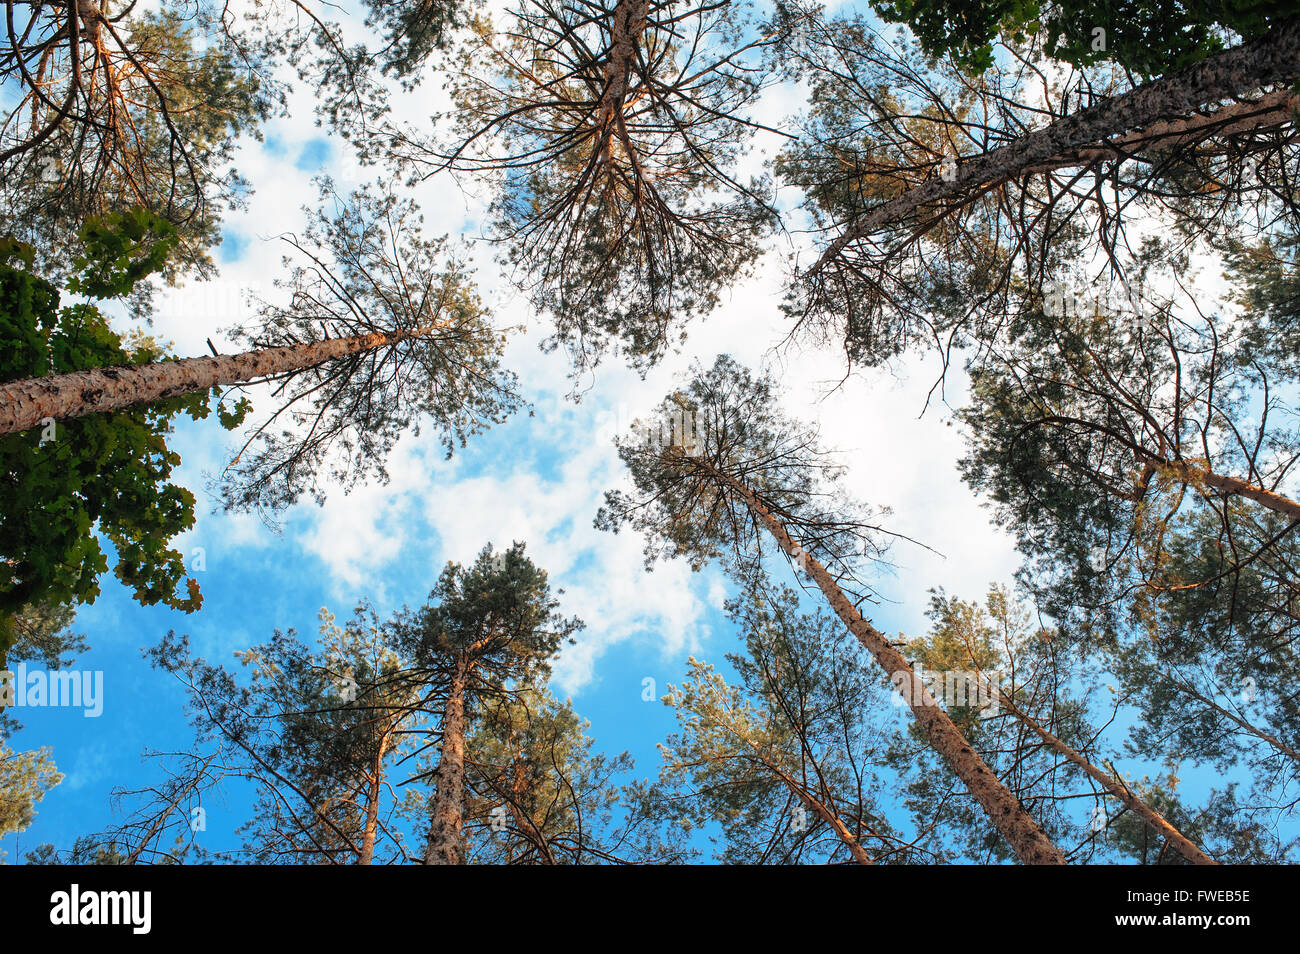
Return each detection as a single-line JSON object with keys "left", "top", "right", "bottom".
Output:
{"left": 63, "top": 742, "right": 113, "bottom": 792}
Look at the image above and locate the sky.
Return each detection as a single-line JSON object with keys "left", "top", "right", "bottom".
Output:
{"left": 0, "top": 0, "right": 1250, "bottom": 862}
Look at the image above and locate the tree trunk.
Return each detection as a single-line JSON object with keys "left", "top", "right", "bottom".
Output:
{"left": 425, "top": 658, "right": 469, "bottom": 865}
{"left": 1159, "top": 673, "right": 1300, "bottom": 764}
{"left": 807, "top": 19, "right": 1300, "bottom": 278}
{"left": 598, "top": 0, "right": 650, "bottom": 173}
{"left": 1020, "top": 91, "right": 1300, "bottom": 177}
{"left": 0, "top": 327, "right": 431, "bottom": 436}
{"left": 990, "top": 686, "right": 1216, "bottom": 864}
{"left": 1023, "top": 416, "right": 1300, "bottom": 520}
{"left": 599, "top": 0, "right": 649, "bottom": 131}
{"left": 689, "top": 457, "right": 1067, "bottom": 864}
{"left": 740, "top": 738, "right": 875, "bottom": 864}
{"left": 358, "top": 736, "right": 388, "bottom": 865}
{"left": 1159, "top": 458, "right": 1300, "bottom": 522}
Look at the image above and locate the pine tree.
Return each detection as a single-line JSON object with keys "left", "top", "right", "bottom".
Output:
{"left": 371, "top": 0, "right": 782, "bottom": 374}
{"left": 1, "top": 184, "right": 520, "bottom": 530}
{"left": 460, "top": 682, "right": 683, "bottom": 864}
{"left": 599, "top": 355, "right": 1066, "bottom": 864}
{"left": 779, "top": 10, "right": 1300, "bottom": 369}
{"left": 896, "top": 586, "right": 1215, "bottom": 864}
{"left": 146, "top": 604, "right": 424, "bottom": 864}
{"left": 392, "top": 543, "right": 580, "bottom": 864}
{"left": 656, "top": 577, "right": 906, "bottom": 864}
{"left": 0, "top": 2, "right": 273, "bottom": 279}
{"left": 0, "top": 742, "right": 61, "bottom": 851}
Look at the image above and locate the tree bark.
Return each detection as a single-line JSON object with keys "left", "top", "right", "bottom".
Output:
{"left": 597, "top": 0, "right": 650, "bottom": 173}
{"left": 358, "top": 736, "right": 388, "bottom": 865}
{"left": 688, "top": 457, "right": 1067, "bottom": 864}
{"left": 1018, "top": 91, "right": 1300, "bottom": 177}
{"left": 989, "top": 685, "right": 1216, "bottom": 864}
{"left": 425, "top": 658, "right": 469, "bottom": 865}
{"left": 1159, "top": 674, "right": 1300, "bottom": 764}
{"left": 1159, "top": 458, "right": 1300, "bottom": 522}
{"left": 806, "top": 19, "right": 1300, "bottom": 278}
{"left": 739, "top": 737, "right": 875, "bottom": 864}
{"left": 599, "top": 0, "right": 649, "bottom": 131}
{"left": 0, "top": 327, "right": 432, "bottom": 436}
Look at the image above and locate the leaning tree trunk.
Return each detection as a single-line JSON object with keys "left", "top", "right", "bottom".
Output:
{"left": 1028, "top": 418, "right": 1300, "bottom": 521}
{"left": 0, "top": 327, "right": 431, "bottom": 436}
{"left": 425, "top": 658, "right": 470, "bottom": 865}
{"left": 1157, "top": 457, "right": 1300, "bottom": 522}
{"left": 990, "top": 686, "right": 1216, "bottom": 864}
{"left": 739, "top": 737, "right": 875, "bottom": 864}
{"left": 1021, "top": 90, "right": 1300, "bottom": 177}
{"left": 690, "top": 457, "right": 1067, "bottom": 864}
{"left": 806, "top": 18, "right": 1300, "bottom": 278}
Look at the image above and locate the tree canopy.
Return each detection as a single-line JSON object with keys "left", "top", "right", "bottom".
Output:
{"left": 7, "top": 0, "right": 1300, "bottom": 873}
{"left": 0, "top": 210, "right": 247, "bottom": 660}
